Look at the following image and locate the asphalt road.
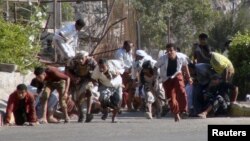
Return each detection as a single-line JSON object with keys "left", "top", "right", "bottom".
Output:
{"left": 0, "top": 112, "right": 250, "bottom": 141}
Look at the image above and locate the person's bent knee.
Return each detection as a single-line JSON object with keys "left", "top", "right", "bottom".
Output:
{"left": 60, "top": 96, "right": 68, "bottom": 108}
{"left": 40, "top": 91, "right": 50, "bottom": 102}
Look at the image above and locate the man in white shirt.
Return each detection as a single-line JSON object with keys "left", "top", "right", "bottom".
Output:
{"left": 53, "top": 19, "right": 85, "bottom": 63}
{"left": 131, "top": 50, "right": 156, "bottom": 80}
{"left": 155, "top": 43, "right": 193, "bottom": 122}
{"left": 91, "top": 58, "right": 124, "bottom": 123}
{"left": 114, "top": 40, "right": 134, "bottom": 72}
{"left": 114, "top": 41, "right": 134, "bottom": 111}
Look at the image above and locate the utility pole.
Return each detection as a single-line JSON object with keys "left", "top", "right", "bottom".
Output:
{"left": 14, "top": 2, "right": 17, "bottom": 23}
{"left": 53, "top": 0, "right": 57, "bottom": 62}
{"left": 136, "top": 20, "right": 141, "bottom": 49}
{"left": 53, "top": 0, "right": 57, "bottom": 33}
{"left": 6, "top": 0, "right": 9, "bottom": 21}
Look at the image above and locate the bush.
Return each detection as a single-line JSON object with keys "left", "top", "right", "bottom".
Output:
{"left": 228, "top": 32, "right": 250, "bottom": 100}
{"left": 0, "top": 19, "right": 40, "bottom": 73}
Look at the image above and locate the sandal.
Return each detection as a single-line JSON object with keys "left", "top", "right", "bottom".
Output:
{"left": 197, "top": 113, "right": 207, "bottom": 119}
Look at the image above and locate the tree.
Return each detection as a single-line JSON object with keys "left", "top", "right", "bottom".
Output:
{"left": 131, "top": 0, "right": 217, "bottom": 54}
{"left": 208, "top": 4, "right": 250, "bottom": 52}
{"left": 0, "top": 5, "right": 45, "bottom": 73}
{"left": 228, "top": 32, "right": 250, "bottom": 100}
{"left": 62, "top": 2, "right": 74, "bottom": 22}
{"left": 0, "top": 19, "right": 40, "bottom": 73}
{"left": 0, "top": 0, "right": 5, "bottom": 19}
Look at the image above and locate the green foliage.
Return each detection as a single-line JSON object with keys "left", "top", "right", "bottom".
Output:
{"left": 0, "top": 0, "right": 3, "bottom": 8}
{"left": 132, "top": 0, "right": 169, "bottom": 49}
{"left": 0, "top": 0, "right": 4, "bottom": 16}
{"left": 62, "top": 3, "right": 74, "bottom": 21}
{"left": 228, "top": 32, "right": 250, "bottom": 100}
{"left": 0, "top": 4, "right": 45, "bottom": 73}
{"left": 209, "top": 4, "right": 250, "bottom": 52}
{"left": 132, "top": 0, "right": 217, "bottom": 53}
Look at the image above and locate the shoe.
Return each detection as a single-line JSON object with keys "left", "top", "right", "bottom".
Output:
{"left": 161, "top": 105, "right": 170, "bottom": 117}
{"left": 145, "top": 112, "right": 153, "bottom": 119}
{"left": 180, "top": 112, "right": 189, "bottom": 119}
{"left": 78, "top": 114, "right": 84, "bottom": 123}
{"left": 118, "top": 109, "right": 122, "bottom": 115}
{"left": 85, "top": 114, "right": 94, "bottom": 123}
{"left": 64, "top": 117, "right": 70, "bottom": 123}
{"left": 101, "top": 113, "right": 108, "bottom": 120}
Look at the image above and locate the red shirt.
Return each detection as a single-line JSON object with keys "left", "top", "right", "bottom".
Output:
{"left": 45, "top": 66, "right": 69, "bottom": 82}
{"left": 5, "top": 91, "right": 37, "bottom": 123}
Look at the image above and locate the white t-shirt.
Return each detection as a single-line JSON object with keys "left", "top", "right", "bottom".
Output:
{"left": 91, "top": 60, "right": 123, "bottom": 88}
{"left": 114, "top": 48, "right": 133, "bottom": 70}
{"left": 155, "top": 52, "right": 188, "bottom": 82}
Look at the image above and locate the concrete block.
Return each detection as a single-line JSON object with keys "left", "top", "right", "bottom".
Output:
{"left": 0, "top": 63, "right": 17, "bottom": 73}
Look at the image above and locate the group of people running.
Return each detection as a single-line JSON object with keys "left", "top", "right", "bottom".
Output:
{"left": 4, "top": 19, "right": 238, "bottom": 126}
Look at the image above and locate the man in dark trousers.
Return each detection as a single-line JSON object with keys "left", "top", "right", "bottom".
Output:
{"left": 5, "top": 84, "right": 37, "bottom": 126}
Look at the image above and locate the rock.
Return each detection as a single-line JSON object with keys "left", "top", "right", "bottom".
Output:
{"left": 229, "top": 102, "right": 250, "bottom": 117}
{"left": 0, "top": 63, "right": 17, "bottom": 73}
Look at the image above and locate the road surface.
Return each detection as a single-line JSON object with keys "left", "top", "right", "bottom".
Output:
{"left": 0, "top": 112, "right": 250, "bottom": 141}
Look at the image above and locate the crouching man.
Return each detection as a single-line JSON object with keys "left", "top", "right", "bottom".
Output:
{"left": 91, "top": 59, "right": 124, "bottom": 123}
{"left": 65, "top": 51, "right": 97, "bottom": 123}
{"left": 34, "top": 66, "right": 70, "bottom": 123}
{"left": 5, "top": 84, "right": 38, "bottom": 126}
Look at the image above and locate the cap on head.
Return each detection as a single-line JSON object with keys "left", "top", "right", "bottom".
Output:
{"left": 136, "top": 50, "right": 148, "bottom": 57}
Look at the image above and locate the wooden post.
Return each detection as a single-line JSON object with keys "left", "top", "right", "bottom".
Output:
{"left": 53, "top": 0, "right": 57, "bottom": 62}
{"left": 59, "top": 2, "right": 62, "bottom": 28}
{"left": 14, "top": 2, "right": 17, "bottom": 23}
{"left": 136, "top": 21, "right": 141, "bottom": 49}
{"left": 6, "top": 0, "right": 9, "bottom": 21}
{"left": 53, "top": 0, "right": 57, "bottom": 33}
